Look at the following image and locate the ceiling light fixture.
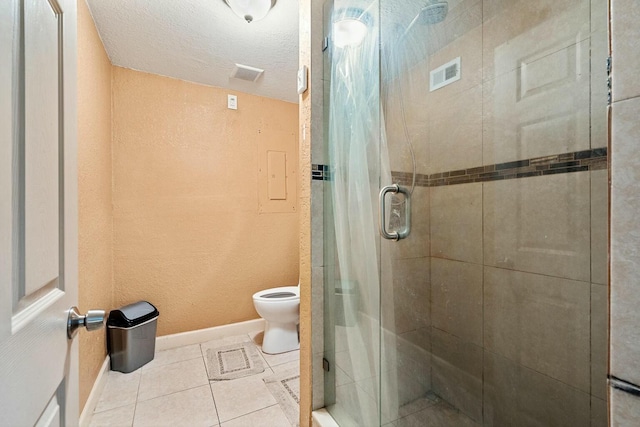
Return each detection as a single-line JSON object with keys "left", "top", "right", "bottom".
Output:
{"left": 224, "top": 0, "right": 277, "bottom": 23}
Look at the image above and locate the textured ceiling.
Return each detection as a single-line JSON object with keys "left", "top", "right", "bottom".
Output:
{"left": 86, "top": 0, "right": 300, "bottom": 103}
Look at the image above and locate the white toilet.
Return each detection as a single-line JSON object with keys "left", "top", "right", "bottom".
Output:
{"left": 252, "top": 285, "right": 300, "bottom": 354}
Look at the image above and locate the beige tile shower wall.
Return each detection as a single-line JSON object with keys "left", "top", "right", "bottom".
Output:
{"left": 111, "top": 67, "right": 299, "bottom": 337}
{"left": 484, "top": 173, "right": 591, "bottom": 281}
{"left": 77, "top": 0, "right": 114, "bottom": 412}
{"left": 419, "top": 0, "right": 610, "bottom": 424}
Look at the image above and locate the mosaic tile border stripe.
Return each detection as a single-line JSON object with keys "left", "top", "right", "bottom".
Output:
{"left": 311, "top": 163, "right": 330, "bottom": 181}
{"left": 312, "top": 148, "right": 607, "bottom": 187}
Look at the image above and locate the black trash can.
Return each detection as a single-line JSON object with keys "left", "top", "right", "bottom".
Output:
{"left": 107, "top": 301, "right": 159, "bottom": 373}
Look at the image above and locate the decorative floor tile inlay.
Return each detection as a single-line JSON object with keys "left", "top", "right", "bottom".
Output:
{"left": 264, "top": 368, "right": 300, "bottom": 426}
{"left": 218, "top": 348, "right": 250, "bottom": 374}
{"left": 205, "top": 341, "right": 265, "bottom": 381}
{"left": 281, "top": 375, "right": 300, "bottom": 404}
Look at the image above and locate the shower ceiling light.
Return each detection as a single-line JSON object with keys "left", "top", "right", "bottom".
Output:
{"left": 333, "top": 19, "right": 368, "bottom": 48}
{"left": 224, "top": 0, "right": 276, "bottom": 23}
{"left": 332, "top": 8, "right": 372, "bottom": 48}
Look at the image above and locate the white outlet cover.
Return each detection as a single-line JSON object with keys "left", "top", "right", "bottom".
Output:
{"left": 297, "top": 65, "right": 308, "bottom": 95}
{"left": 227, "top": 94, "right": 237, "bottom": 110}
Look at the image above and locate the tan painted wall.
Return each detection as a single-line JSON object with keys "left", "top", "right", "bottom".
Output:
{"left": 77, "top": 0, "right": 114, "bottom": 411}
{"left": 111, "top": 67, "right": 299, "bottom": 336}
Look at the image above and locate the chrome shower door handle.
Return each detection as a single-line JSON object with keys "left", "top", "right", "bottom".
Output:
{"left": 379, "top": 184, "right": 411, "bottom": 241}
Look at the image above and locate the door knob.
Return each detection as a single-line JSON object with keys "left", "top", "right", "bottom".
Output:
{"left": 67, "top": 306, "right": 106, "bottom": 339}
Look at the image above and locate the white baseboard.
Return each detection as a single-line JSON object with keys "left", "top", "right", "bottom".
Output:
{"left": 79, "top": 355, "right": 110, "bottom": 427}
{"left": 155, "top": 318, "right": 265, "bottom": 351}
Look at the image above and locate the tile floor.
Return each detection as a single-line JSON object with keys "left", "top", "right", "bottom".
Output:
{"left": 89, "top": 331, "right": 300, "bottom": 427}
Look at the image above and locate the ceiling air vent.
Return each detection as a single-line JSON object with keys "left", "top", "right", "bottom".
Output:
{"left": 429, "top": 57, "right": 461, "bottom": 92}
{"left": 231, "top": 63, "right": 264, "bottom": 82}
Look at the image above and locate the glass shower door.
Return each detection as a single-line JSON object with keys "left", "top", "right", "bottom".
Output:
{"left": 323, "top": 0, "right": 608, "bottom": 426}
{"left": 322, "top": 0, "right": 384, "bottom": 425}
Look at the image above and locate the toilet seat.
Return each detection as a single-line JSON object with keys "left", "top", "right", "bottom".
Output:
{"left": 262, "top": 291, "right": 296, "bottom": 298}
{"left": 253, "top": 286, "right": 299, "bottom": 302}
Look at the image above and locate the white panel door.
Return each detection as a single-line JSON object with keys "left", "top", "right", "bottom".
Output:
{"left": 0, "top": 0, "right": 80, "bottom": 425}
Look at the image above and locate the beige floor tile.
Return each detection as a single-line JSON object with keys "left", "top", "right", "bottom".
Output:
{"left": 133, "top": 385, "right": 218, "bottom": 427}
{"left": 94, "top": 370, "right": 141, "bottom": 413}
{"left": 220, "top": 404, "right": 291, "bottom": 427}
{"left": 201, "top": 340, "right": 270, "bottom": 380}
{"left": 396, "top": 399, "right": 478, "bottom": 427}
{"left": 271, "top": 359, "right": 300, "bottom": 374}
{"left": 138, "top": 358, "right": 209, "bottom": 402}
{"left": 261, "top": 349, "right": 300, "bottom": 368}
{"left": 248, "top": 330, "right": 278, "bottom": 368}
{"left": 214, "top": 334, "right": 268, "bottom": 360}
{"left": 200, "top": 333, "right": 253, "bottom": 354}
{"left": 397, "top": 396, "right": 437, "bottom": 419}
{"left": 211, "top": 373, "right": 278, "bottom": 422}
{"left": 142, "top": 344, "right": 203, "bottom": 370}
{"left": 89, "top": 404, "right": 135, "bottom": 427}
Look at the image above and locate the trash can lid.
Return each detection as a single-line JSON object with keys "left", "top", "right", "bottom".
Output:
{"left": 108, "top": 301, "right": 159, "bottom": 328}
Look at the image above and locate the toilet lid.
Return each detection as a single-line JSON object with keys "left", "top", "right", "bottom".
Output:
{"left": 261, "top": 291, "right": 296, "bottom": 298}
